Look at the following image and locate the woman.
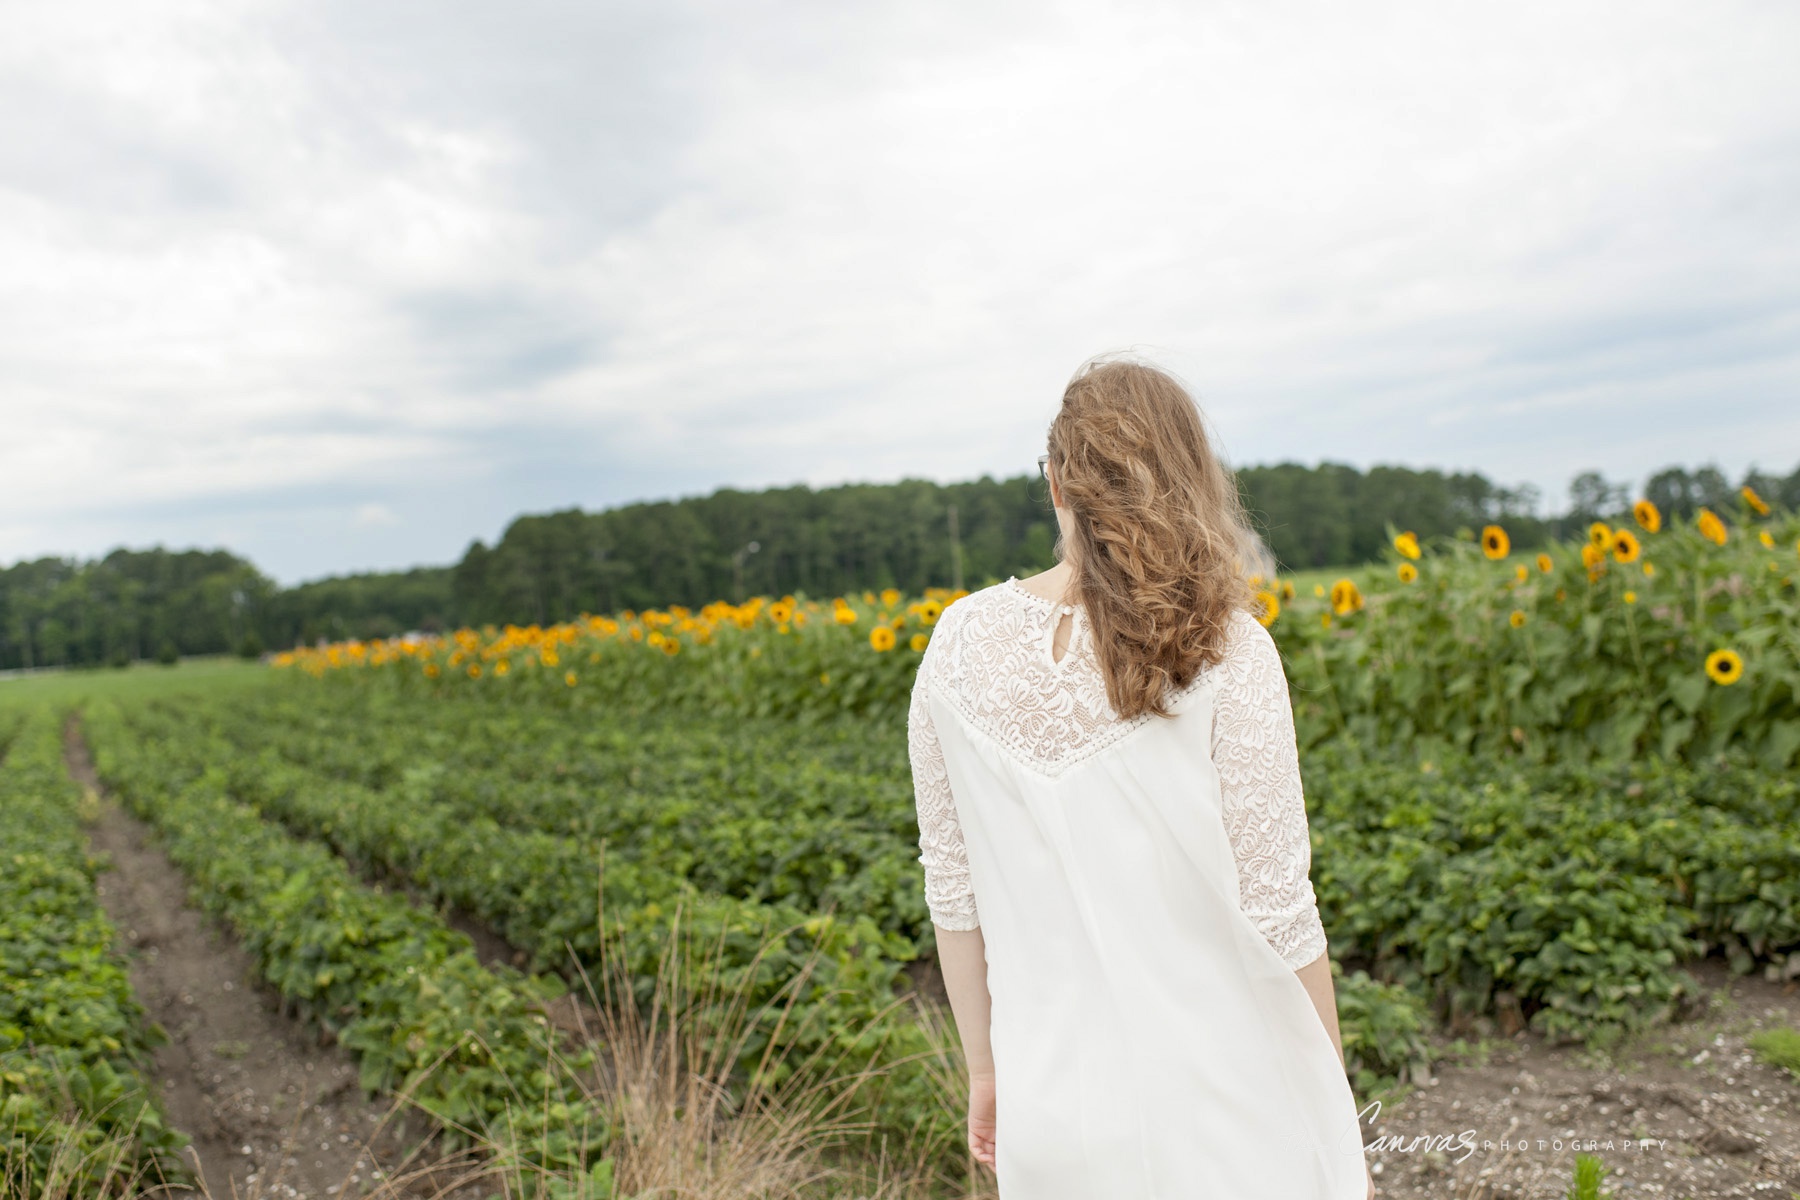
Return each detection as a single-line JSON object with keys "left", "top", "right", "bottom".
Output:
{"left": 907, "top": 356, "right": 1374, "bottom": 1198}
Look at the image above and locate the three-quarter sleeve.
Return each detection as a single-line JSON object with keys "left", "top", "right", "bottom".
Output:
{"left": 1211, "top": 613, "right": 1328, "bottom": 970}
{"left": 908, "top": 612, "right": 980, "bottom": 931}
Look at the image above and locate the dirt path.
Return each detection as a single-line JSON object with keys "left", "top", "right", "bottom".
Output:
{"left": 66, "top": 719, "right": 415, "bottom": 1200}
{"left": 1364, "top": 957, "right": 1800, "bottom": 1199}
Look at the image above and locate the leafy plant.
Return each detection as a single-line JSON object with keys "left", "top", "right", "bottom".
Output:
{"left": 0, "top": 708, "right": 188, "bottom": 1197}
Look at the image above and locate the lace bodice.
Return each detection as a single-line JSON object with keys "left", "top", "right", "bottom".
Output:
{"left": 907, "top": 577, "right": 1329, "bottom": 970}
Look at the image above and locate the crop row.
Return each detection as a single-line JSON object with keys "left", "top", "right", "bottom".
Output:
{"left": 95, "top": 698, "right": 964, "bottom": 1157}
{"left": 187, "top": 691, "right": 935, "bottom": 940}
{"left": 195, "top": 680, "right": 1800, "bottom": 1052}
{"left": 126, "top": 690, "right": 1441, "bottom": 1086}
{"left": 108, "top": 692, "right": 1440, "bottom": 1118}
{"left": 0, "top": 707, "right": 184, "bottom": 1196}
{"left": 80, "top": 699, "right": 614, "bottom": 1173}
{"left": 1307, "top": 741, "right": 1800, "bottom": 1041}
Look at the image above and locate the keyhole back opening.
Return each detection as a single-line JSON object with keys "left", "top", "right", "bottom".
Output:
{"left": 1049, "top": 610, "right": 1074, "bottom": 666}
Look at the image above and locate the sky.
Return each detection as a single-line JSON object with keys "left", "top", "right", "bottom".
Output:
{"left": 4, "top": 0, "right": 1798, "bottom": 585}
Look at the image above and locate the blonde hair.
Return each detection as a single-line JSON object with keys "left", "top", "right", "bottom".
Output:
{"left": 1046, "top": 355, "right": 1265, "bottom": 720}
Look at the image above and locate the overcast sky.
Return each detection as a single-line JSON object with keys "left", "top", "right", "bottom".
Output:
{"left": 5, "top": 0, "right": 1798, "bottom": 585}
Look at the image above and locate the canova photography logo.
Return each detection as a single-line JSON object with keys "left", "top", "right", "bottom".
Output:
{"left": 1356, "top": 1101, "right": 1672, "bottom": 1166}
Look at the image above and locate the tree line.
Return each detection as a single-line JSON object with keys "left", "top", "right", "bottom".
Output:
{"left": 3, "top": 459, "right": 1792, "bottom": 669}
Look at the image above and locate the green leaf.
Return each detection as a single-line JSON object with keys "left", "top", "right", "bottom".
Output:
{"left": 1669, "top": 674, "right": 1708, "bottom": 716}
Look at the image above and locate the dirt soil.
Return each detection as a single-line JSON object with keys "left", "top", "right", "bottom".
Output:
{"left": 67, "top": 721, "right": 432, "bottom": 1200}
{"left": 1362, "top": 957, "right": 1800, "bottom": 1199}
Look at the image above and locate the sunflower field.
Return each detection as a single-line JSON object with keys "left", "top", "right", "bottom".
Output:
{"left": 273, "top": 586, "right": 964, "bottom": 722}
{"left": 1275, "top": 487, "right": 1799, "bottom": 768}
{"left": 278, "top": 487, "right": 1799, "bottom": 770}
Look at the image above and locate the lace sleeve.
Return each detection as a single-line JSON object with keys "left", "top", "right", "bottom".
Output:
{"left": 908, "top": 606, "right": 980, "bottom": 931}
{"left": 1211, "top": 613, "right": 1328, "bottom": 970}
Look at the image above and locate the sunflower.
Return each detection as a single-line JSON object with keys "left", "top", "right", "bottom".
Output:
{"left": 661, "top": 637, "right": 679, "bottom": 655}
{"left": 918, "top": 599, "right": 943, "bottom": 625}
{"left": 1697, "top": 508, "right": 1727, "bottom": 546}
{"left": 1313, "top": 584, "right": 1326, "bottom": 597}
{"left": 494, "top": 659, "right": 511, "bottom": 676}
{"left": 423, "top": 662, "right": 440, "bottom": 679}
{"left": 909, "top": 632, "right": 930, "bottom": 652}
{"left": 1394, "top": 531, "right": 1421, "bottom": 561}
{"left": 834, "top": 604, "right": 857, "bottom": 625}
{"left": 1581, "top": 542, "right": 1605, "bottom": 569}
{"left": 1397, "top": 562, "right": 1418, "bottom": 584}
{"left": 1633, "top": 499, "right": 1661, "bottom": 533}
{"left": 467, "top": 663, "right": 482, "bottom": 679}
{"left": 565, "top": 669, "right": 579, "bottom": 686}
{"left": 880, "top": 587, "right": 901, "bottom": 607}
{"left": 1329, "top": 579, "right": 1363, "bottom": 615}
{"left": 1643, "top": 562, "right": 1656, "bottom": 578}
{"left": 1280, "top": 580, "right": 1296, "bottom": 601}
{"left": 1623, "top": 591, "right": 1637, "bottom": 605}
{"left": 1481, "top": 525, "right": 1509, "bottom": 559}
{"left": 1536, "top": 553, "right": 1553, "bottom": 573}
{"left": 1514, "top": 565, "right": 1528, "bottom": 583}
{"left": 1759, "top": 530, "right": 1776, "bottom": 549}
{"left": 1509, "top": 610, "right": 1527, "bottom": 629}
{"left": 1254, "top": 589, "right": 1280, "bottom": 627}
{"left": 870, "top": 626, "right": 897, "bottom": 652}
{"left": 1611, "top": 529, "right": 1641, "bottom": 563}
{"left": 1742, "top": 485, "right": 1770, "bottom": 516}
{"left": 1704, "top": 648, "right": 1743, "bottom": 686}
{"left": 768, "top": 600, "right": 795, "bottom": 624}
{"left": 1588, "top": 522, "right": 1612, "bottom": 549}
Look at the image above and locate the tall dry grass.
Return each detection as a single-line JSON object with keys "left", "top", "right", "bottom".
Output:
{"left": 1, "top": 1106, "right": 180, "bottom": 1200}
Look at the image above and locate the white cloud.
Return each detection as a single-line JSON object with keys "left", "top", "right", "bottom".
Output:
{"left": 2, "top": 0, "right": 1797, "bottom": 582}
{"left": 351, "top": 502, "right": 400, "bottom": 528}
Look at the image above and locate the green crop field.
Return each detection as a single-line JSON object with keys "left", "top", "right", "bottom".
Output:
{"left": 4, "top": 490, "right": 1797, "bottom": 1197}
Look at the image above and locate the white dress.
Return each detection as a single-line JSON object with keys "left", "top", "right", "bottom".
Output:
{"left": 908, "top": 576, "right": 1368, "bottom": 1200}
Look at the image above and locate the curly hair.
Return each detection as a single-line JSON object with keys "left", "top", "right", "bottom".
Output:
{"left": 1045, "top": 355, "right": 1268, "bottom": 720}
